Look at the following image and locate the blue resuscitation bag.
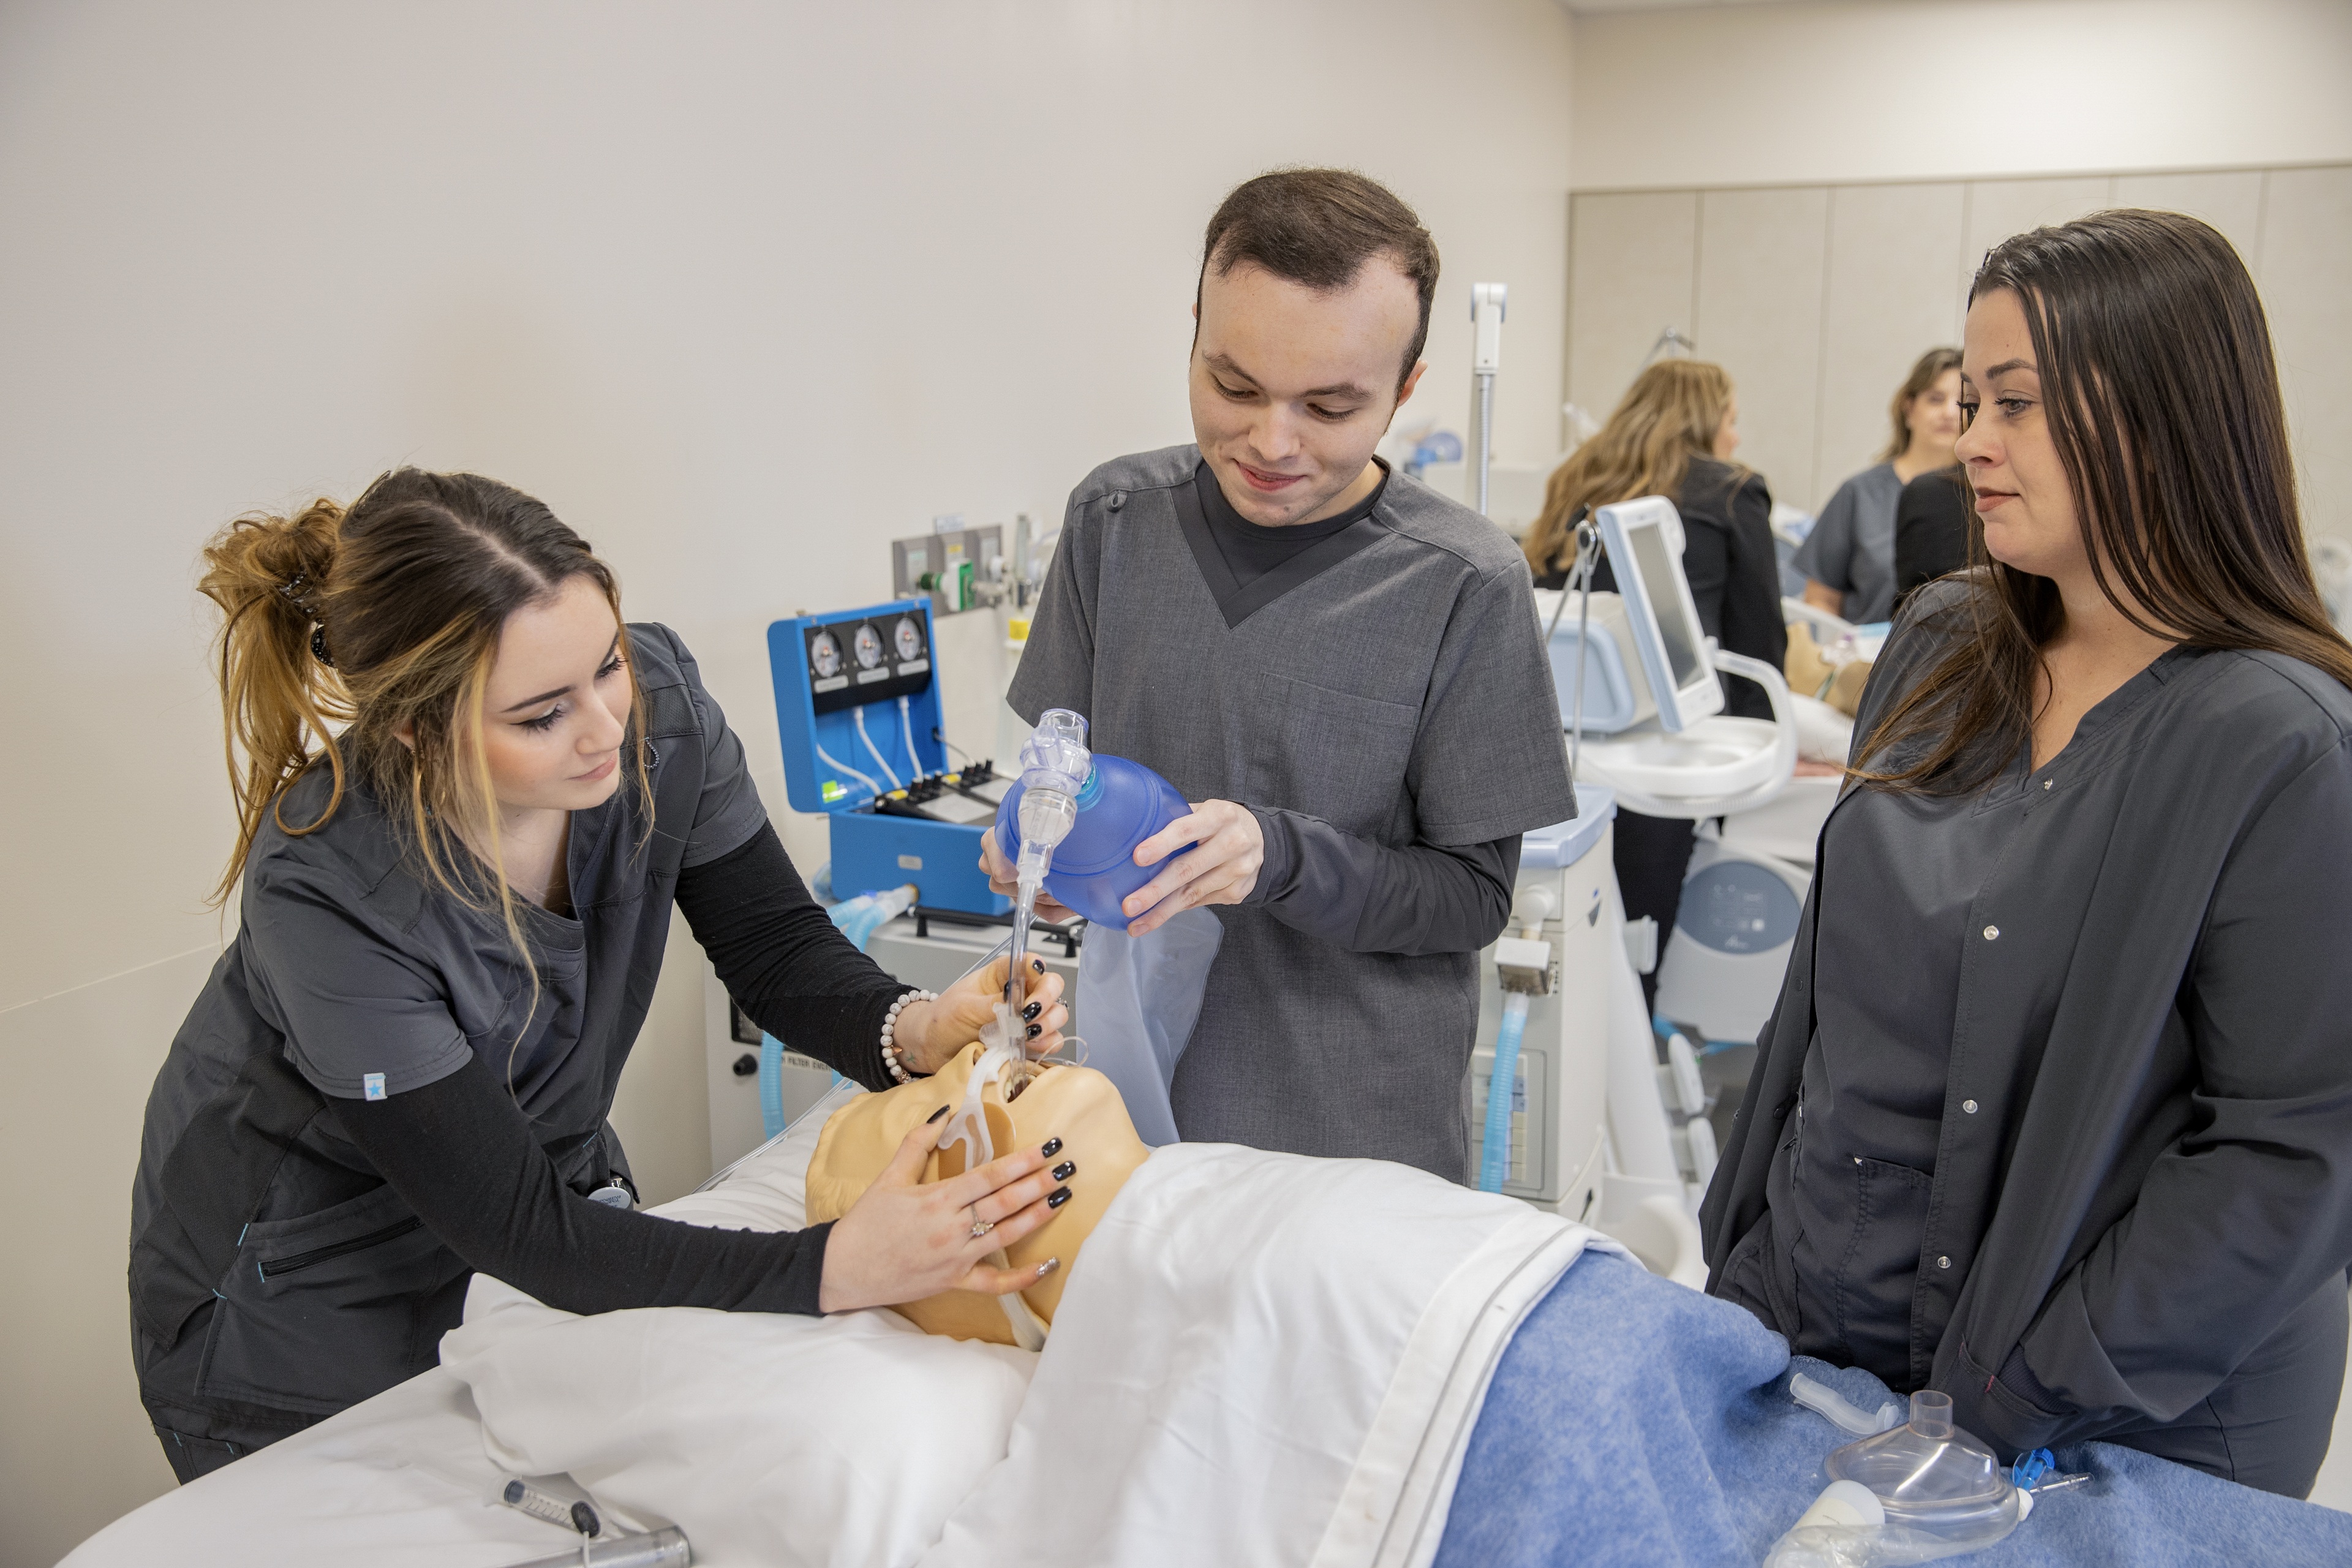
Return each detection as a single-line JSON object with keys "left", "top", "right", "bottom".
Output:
{"left": 995, "top": 752, "right": 1192, "bottom": 928}
{"left": 996, "top": 748, "right": 1215, "bottom": 1146}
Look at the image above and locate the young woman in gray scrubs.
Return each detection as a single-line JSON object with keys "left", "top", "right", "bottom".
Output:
{"left": 1703, "top": 212, "right": 2352, "bottom": 1496}
{"left": 130, "top": 470, "right": 1074, "bottom": 1482}
{"left": 1796, "top": 347, "right": 1965, "bottom": 625}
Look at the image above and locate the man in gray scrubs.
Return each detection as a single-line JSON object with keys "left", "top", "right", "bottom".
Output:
{"left": 992, "top": 170, "right": 1575, "bottom": 1180}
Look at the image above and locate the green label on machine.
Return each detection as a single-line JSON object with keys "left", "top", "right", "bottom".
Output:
{"left": 821, "top": 780, "right": 846, "bottom": 802}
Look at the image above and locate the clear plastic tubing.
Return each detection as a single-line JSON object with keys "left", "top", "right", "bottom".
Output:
{"left": 499, "top": 1527, "right": 692, "bottom": 1568}
{"left": 1790, "top": 1371, "right": 1900, "bottom": 1436}
{"left": 1003, "top": 710, "right": 1090, "bottom": 1016}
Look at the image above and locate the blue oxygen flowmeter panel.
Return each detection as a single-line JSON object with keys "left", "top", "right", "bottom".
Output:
{"left": 767, "top": 601, "right": 1009, "bottom": 916}
{"left": 771, "top": 600, "right": 943, "bottom": 812}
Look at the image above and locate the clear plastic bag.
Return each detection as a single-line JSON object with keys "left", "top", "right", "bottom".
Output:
{"left": 1074, "top": 906, "right": 1223, "bottom": 1146}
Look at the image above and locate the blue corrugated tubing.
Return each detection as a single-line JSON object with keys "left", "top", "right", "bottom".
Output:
{"left": 759, "top": 1031, "right": 788, "bottom": 1138}
{"left": 1479, "top": 993, "right": 1531, "bottom": 1193}
{"left": 760, "top": 889, "right": 888, "bottom": 1136}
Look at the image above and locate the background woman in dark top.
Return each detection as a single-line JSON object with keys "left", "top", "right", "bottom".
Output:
{"left": 1891, "top": 462, "right": 1972, "bottom": 610}
{"left": 1525, "top": 360, "right": 1784, "bottom": 1007}
{"left": 132, "top": 470, "right": 1073, "bottom": 1481}
{"left": 1703, "top": 211, "right": 2352, "bottom": 1496}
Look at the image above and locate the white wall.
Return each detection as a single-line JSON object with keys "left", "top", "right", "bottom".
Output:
{"left": 1572, "top": 0, "right": 2352, "bottom": 190}
{"left": 0, "top": 2, "right": 1575, "bottom": 1560}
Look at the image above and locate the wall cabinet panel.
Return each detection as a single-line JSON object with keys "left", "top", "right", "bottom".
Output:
{"left": 1568, "top": 165, "right": 2348, "bottom": 538}
{"left": 1694, "top": 186, "right": 1831, "bottom": 510}
{"left": 1567, "top": 190, "right": 1698, "bottom": 427}
{"left": 2260, "top": 166, "right": 2352, "bottom": 540}
{"left": 1815, "top": 182, "right": 1968, "bottom": 511}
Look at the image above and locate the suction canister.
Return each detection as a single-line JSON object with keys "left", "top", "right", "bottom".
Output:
{"left": 996, "top": 716, "right": 1192, "bottom": 929}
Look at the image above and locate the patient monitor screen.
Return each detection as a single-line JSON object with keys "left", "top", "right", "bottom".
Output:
{"left": 1627, "top": 521, "right": 1705, "bottom": 693}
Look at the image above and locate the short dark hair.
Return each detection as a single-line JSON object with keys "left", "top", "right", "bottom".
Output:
{"left": 1199, "top": 168, "right": 1441, "bottom": 391}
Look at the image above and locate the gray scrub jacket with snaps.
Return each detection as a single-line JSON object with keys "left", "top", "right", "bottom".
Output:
{"left": 1009, "top": 444, "right": 1577, "bottom": 1180}
{"left": 129, "top": 625, "right": 769, "bottom": 1425}
{"left": 1702, "top": 579, "right": 2352, "bottom": 1496}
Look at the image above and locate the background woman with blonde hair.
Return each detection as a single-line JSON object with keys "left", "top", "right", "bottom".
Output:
{"left": 1524, "top": 360, "right": 1783, "bottom": 1006}
{"left": 130, "top": 469, "right": 1074, "bottom": 1480}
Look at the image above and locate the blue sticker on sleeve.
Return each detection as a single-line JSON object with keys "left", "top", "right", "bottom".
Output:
{"left": 363, "top": 1072, "right": 387, "bottom": 1101}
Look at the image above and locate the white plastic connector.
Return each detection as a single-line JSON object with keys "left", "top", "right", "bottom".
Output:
{"left": 1665, "top": 1031, "right": 1705, "bottom": 1116}
{"left": 1494, "top": 934, "right": 1553, "bottom": 995}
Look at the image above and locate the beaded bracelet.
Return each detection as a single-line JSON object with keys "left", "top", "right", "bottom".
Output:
{"left": 879, "top": 989, "right": 939, "bottom": 1084}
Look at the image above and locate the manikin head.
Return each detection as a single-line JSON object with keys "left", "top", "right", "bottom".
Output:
{"left": 1189, "top": 170, "right": 1439, "bottom": 527}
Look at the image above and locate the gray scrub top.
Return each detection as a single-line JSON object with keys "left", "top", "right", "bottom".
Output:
{"left": 1795, "top": 462, "right": 1904, "bottom": 624}
{"left": 1009, "top": 445, "right": 1577, "bottom": 1180}
{"left": 130, "top": 625, "right": 767, "bottom": 1413}
{"left": 1708, "top": 581, "right": 2352, "bottom": 1481}
{"left": 1771, "top": 665, "right": 2193, "bottom": 1387}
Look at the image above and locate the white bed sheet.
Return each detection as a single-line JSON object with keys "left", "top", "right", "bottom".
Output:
{"left": 66, "top": 1086, "right": 1611, "bottom": 1568}
{"left": 61, "top": 1098, "right": 850, "bottom": 1568}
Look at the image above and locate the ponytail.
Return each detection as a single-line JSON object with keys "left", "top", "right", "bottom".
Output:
{"left": 198, "top": 500, "right": 357, "bottom": 906}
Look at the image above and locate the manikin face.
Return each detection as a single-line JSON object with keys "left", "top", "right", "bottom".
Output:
{"left": 477, "top": 574, "right": 633, "bottom": 816}
{"left": 1956, "top": 288, "right": 2084, "bottom": 582}
{"left": 1189, "top": 256, "right": 1427, "bottom": 526}
{"left": 1907, "top": 368, "right": 1965, "bottom": 453}
{"left": 1712, "top": 393, "right": 1741, "bottom": 461}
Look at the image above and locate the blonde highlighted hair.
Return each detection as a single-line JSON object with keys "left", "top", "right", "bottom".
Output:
{"left": 1523, "top": 360, "right": 1741, "bottom": 579}
{"left": 200, "top": 469, "right": 651, "bottom": 1060}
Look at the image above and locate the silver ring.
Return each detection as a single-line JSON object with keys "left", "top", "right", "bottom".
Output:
{"left": 969, "top": 1218, "right": 995, "bottom": 1238}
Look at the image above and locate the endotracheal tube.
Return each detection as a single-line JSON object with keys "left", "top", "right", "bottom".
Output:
{"left": 1004, "top": 709, "right": 1090, "bottom": 1028}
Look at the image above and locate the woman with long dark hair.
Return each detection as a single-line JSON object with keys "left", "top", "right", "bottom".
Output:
{"left": 132, "top": 470, "right": 1076, "bottom": 1480}
{"left": 1702, "top": 211, "right": 2352, "bottom": 1495}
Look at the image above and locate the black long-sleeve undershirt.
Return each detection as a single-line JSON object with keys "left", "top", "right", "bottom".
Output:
{"left": 673, "top": 822, "right": 911, "bottom": 1093}
{"left": 1243, "top": 807, "right": 1520, "bottom": 956}
{"left": 327, "top": 822, "right": 911, "bottom": 1318}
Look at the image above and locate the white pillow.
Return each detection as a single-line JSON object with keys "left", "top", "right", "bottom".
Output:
{"left": 439, "top": 1089, "right": 1033, "bottom": 1568}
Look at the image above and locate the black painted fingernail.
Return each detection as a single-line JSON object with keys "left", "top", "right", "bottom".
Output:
{"left": 1047, "top": 1186, "right": 1072, "bottom": 1208}
{"left": 1031, "top": 958, "right": 1046, "bottom": 973}
{"left": 1022, "top": 1001, "right": 1041, "bottom": 1021}
{"left": 1040, "top": 1137, "right": 1062, "bottom": 1158}
{"left": 1027, "top": 1022, "right": 1041, "bottom": 1038}
{"left": 927, "top": 1105, "right": 950, "bottom": 1123}
{"left": 1052, "top": 1160, "right": 1076, "bottom": 1181}
{"left": 1036, "top": 1256, "right": 1061, "bottom": 1277}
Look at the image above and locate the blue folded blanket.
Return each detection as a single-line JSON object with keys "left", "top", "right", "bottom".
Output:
{"left": 1437, "top": 1251, "right": 2352, "bottom": 1566}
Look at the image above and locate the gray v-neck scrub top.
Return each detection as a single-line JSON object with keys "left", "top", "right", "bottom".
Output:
{"left": 1009, "top": 445, "right": 1578, "bottom": 1179}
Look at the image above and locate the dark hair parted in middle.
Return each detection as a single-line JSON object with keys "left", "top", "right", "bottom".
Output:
{"left": 1199, "top": 168, "right": 1441, "bottom": 390}
{"left": 1858, "top": 209, "right": 2352, "bottom": 795}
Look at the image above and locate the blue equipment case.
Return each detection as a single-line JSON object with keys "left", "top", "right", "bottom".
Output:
{"left": 767, "top": 600, "right": 1010, "bottom": 916}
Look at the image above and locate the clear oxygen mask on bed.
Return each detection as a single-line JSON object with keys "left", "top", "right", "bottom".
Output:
{"left": 1766, "top": 1390, "right": 2030, "bottom": 1566}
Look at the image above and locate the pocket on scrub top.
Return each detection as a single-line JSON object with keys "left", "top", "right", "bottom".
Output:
{"left": 199, "top": 1182, "right": 466, "bottom": 1417}
{"left": 1830, "top": 1155, "right": 1935, "bottom": 1378}
{"left": 1246, "top": 675, "right": 1420, "bottom": 837}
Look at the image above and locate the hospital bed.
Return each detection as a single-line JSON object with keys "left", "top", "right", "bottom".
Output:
{"left": 66, "top": 1084, "right": 2352, "bottom": 1568}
